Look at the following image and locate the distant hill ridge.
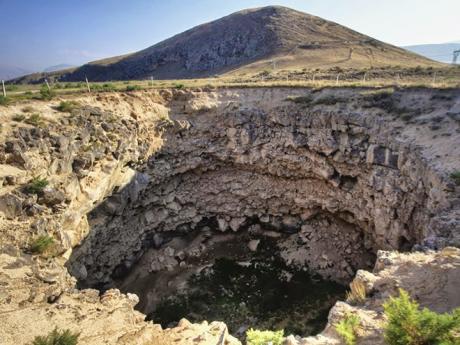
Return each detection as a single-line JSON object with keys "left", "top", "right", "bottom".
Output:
{"left": 14, "top": 6, "right": 439, "bottom": 83}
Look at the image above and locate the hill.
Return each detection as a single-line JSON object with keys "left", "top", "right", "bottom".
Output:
{"left": 14, "top": 6, "right": 440, "bottom": 83}
{"left": 0, "top": 64, "right": 33, "bottom": 81}
{"left": 43, "top": 64, "right": 76, "bottom": 73}
{"left": 404, "top": 42, "right": 460, "bottom": 63}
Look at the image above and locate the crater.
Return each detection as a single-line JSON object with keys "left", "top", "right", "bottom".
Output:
{"left": 65, "top": 88, "right": 453, "bottom": 340}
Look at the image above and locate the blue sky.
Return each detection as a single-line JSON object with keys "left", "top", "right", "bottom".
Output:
{"left": 1, "top": 0, "right": 459, "bottom": 71}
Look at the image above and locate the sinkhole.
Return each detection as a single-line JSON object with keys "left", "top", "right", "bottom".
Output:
{"left": 66, "top": 91, "right": 437, "bottom": 340}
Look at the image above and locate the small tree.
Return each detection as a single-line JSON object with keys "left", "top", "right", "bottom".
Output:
{"left": 384, "top": 289, "right": 460, "bottom": 345}
{"left": 40, "top": 86, "right": 55, "bottom": 100}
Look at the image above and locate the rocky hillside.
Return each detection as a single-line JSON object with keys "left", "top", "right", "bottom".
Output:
{"left": 0, "top": 87, "right": 459, "bottom": 344}
{"left": 14, "top": 6, "right": 438, "bottom": 83}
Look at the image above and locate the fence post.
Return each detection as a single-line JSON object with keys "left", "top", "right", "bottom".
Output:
{"left": 336, "top": 74, "right": 340, "bottom": 86}
{"left": 45, "top": 79, "right": 51, "bottom": 91}
{"left": 432, "top": 72, "right": 437, "bottom": 85}
{"left": 85, "top": 76, "right": 91, "bottom": 93}
{"left": 150, "top": 76, "right": 154, "bottom": 87}
{"left": 1, "top": 80, "right": 6, "bottom": 97}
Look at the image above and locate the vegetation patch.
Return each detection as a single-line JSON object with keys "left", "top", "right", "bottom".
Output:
{"left": 25, "top": 176, "right": 49, "bottom": 194}
{"left": 30, "top": 235, "right": 55, "bottom": 255}
{"left": 383, "top": 289, "right": 460, "bottom": 345}
{"left": 450, "top": 171, "right": 460, "bottom": 186}
{"left": 246, "top": 329, "right": 284, "bottom": 345}
{"left": 0, "top": 95, "right": 9, "bottom": 105}
{"left": 12, "top": 114, "right": 26, "bottom": 122}
{"left": 126, "top": 84, "right": 142, "bottom": 92}
{"left": 336, "top": 313, "right": 361, "bottom": 345}
{"left": 152, "top": 238, "right": 346, "bottom": 338}
{"left": 56, "top": 101, "right": 80, "bottom": 113}
{"left": 346, "top": 280, "right": 367, "bottom": 305}
{"left": 40, "top": 86, "right": 55, "bottom": 100}
{"left": 22, "top": 106, "right": 35, "bottom": 113}
{"left": 25, "top": 113, "right": 44, "bottom": 126}
{"left": 31, "top": 328, "right": 79, "bottom": 345}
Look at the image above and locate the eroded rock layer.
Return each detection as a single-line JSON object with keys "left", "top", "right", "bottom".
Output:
{"left": 69, "top": 88, "right": 458, "bottom": 291}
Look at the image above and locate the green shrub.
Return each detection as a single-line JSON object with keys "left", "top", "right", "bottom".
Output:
{"left": 246, "top": 329, "right": 284, "bottom": 345}
{"left": 25, "top": 176, "right": 49, "bottom": 194}
{"left": 126, "top": 84, "right": 141, "bottom": 92}
{"left": 56, "top": 101, "right": 79, "bottom": 113}
{"left": 31, "top": 328, "right": 79, "bottom": 345}
{"left": 12, "top": 114, "right": 26, "bottom": 122}
{"left": 0, "top": 95, "right": 9, "bottom": 105}
{"left": 25, "top": 113, "right": 43, "bottom": 126}
{"left": 383, "top": 289, "right": 460, "bottom": 345}
{"left": 450, "top": 171, "right": 460, "bottom": 186}
{"left": 174, "top": 83, "right": 185, "bottom": 89}
{"left": 5, "top": 84, "right": 18, "bottom": 92}
{"left": 336, "top": 313, "right": 360, "bottom": 345}
{"left": 30, "top": 235, "right": 54, "bottom": 254}
{"left": 40, "top": 86, "right": 55, "bottom": 100}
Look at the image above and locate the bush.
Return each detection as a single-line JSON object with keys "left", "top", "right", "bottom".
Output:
{"left": 0, "top": 95, "right": 9, "bottom": 105}
{"left": 336, "top": 313, "right": 360, "bottom": 345}
{"left": 56, "top": 101, "right": 79, "bottom": 113}
{"left": 31, "top": 328, "right": 79, "bottom": 345}
{"left": 40, "top": 86, "right": 55, "bottom": 100}
{"left": 383, "top": 289, "right": 460, "bottom": 345}
{"left": 174, "top": 83, "right": 185, "bottom": 89}
{"left": 126, "top": 84, "right": 142, "bottom": 92}
{"left": 25, "top": 176, "right": 49, "bottom": 194}
{"left": 12, "top": 114, "right": 26, "bottom": 122}
{"left": 30, "top": 235, "right": 54, "bottom": 254}
{"left": 346, "top": 280, "right": 367, "bottom": 305}
{"left": 246, "top": 329, "right": 284, "bottom": 345}
{"left": 25, "top": 113, "right": 43, "bottom": 126}
{"left": 450, "top": 171, "right": 460, "bottom": 186}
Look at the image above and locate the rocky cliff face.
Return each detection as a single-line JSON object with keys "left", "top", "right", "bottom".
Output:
{"left": 0, "top": 87, "right": 459, "bottom": 344}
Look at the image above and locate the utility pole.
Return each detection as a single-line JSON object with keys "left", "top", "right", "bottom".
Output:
{"left": 336, "top": 74, "right": 340, "bottom": 86}
{"left": 1, "top": 80, "right": 6, "bottom": 97}
{"left": 432, "top": 71, "right": 437, "bottom": 85}
{"left": 453, "top": 50, "right": 460, "bottom": 64}
{"left": 85, "top": 76, "right": 91, "bottom": 93}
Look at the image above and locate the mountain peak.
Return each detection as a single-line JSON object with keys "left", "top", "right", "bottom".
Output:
{"left": 15, "top": 6, "right": 438, "bottom": 83}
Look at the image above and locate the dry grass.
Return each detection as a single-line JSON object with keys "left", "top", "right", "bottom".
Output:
{"left": 346, "top": 280, "right": 367, "bottom": 305}
{"left": 3, "top": 66, "right": 459, "bottom": 104}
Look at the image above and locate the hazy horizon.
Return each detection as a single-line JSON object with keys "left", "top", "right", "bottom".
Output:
{"left": 1, "top": 0, "right": 459, "bottom": 72}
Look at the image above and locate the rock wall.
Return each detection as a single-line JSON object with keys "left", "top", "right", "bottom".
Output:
{"left": 68, "top": 87, "right": 459, "bottom": 289}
